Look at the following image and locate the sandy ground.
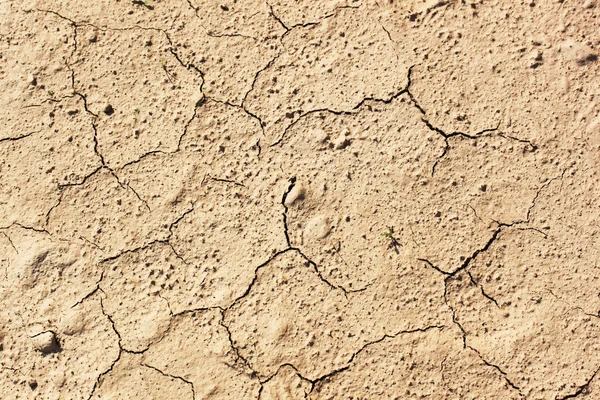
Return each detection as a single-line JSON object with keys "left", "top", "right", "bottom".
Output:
{"left": 1, "top": 0, "right": 600, "bottom": 398}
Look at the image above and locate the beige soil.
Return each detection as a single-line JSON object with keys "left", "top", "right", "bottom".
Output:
{"left": 1, "top": 0, "right": 600, "bottom": 398}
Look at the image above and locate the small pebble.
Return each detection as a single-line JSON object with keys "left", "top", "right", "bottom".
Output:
{"left": 583, "top": 0, "right": 596, "bottom": 8}
{"left": 333, "top": 132, "right": 350, "bottom": 150}
{"left": 284, "top": 185, "right": 306, "bottom": 206}
{"left": 87, "top": 31, "right": 98, "bottom": 43}
{"left": 31, "top": 331, "right": 60, "bottom": 354}
{"left": 103, "top": 104, "right": 114, "bottom": 116}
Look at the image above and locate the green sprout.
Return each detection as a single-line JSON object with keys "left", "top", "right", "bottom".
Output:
{"left": 160, "top": 58, "right": 175, "bottom": 83}
{"left": 381, "top": 226, "right": 400, "bottom": 253}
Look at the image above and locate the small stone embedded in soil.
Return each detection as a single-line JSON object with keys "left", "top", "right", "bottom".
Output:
{"left": 529, "top": 50, "right": 543, "bottom": 68}
{"left": 103, "top": 104, "right": 115, "bottom": 116}
{"left": 333, "top": 132, "right": 351, "bottom": 150}
{"left": 285, "top": 185, "right": 306, "bottom": 206}
{"left": 31, "top": 331, "right": 61, "bottom": 354}
{"left": 86, "top": 31, "right": 98, "bottom": 43}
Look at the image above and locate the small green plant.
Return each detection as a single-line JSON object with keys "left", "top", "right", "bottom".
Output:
{"left": 381, "top": 226, "right": 400, "bottom": 253}
{"left": 160, "top": 58, "right": 175, "bottom": 83}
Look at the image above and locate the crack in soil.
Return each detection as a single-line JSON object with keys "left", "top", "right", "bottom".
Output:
{"left": 142, "top": 363, "right": 196, "bottom": 399}
{"left": 310, "top": 325, "right": 445, "bottom": 393}
{"left": 7, "top": 4, "right": 597, "bottom": 399}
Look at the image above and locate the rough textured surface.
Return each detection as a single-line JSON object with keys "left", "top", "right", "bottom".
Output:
{"left": 2, "top": 0, "right": 600, "bottom": 399}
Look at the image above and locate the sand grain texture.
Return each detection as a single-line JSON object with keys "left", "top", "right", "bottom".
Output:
{"left": 2, "top": 0, "right": 600, "bottom": 399}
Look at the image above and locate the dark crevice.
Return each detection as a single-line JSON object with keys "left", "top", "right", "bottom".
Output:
{"left": 71, "top": 271, "right": 104, "bottom": 308}
{"left": 98, "top": 287, "right": 154, "bottom": 355}
{"left": 126, "top": 183, "right": 151, "bottom": 211}
{"left": 467, "top": 270, "right": 500, "bottom": 308}
{"left": 22, "top": 95, "right": 76, "bottom": 108}
{"left": 11, "top": 223, "right": 51, "bottom": 235}
{"left": 421, "top": 116, "right": 501, "bottom": 140}
{"left": 77, "top": 199, "right": 194, "bottom": 263}
{"left": 200, "top": 97, "right": 267, "bottom": 142}
{"left": 257, "top": 326, "right": 446, "bottom": 395}
{"left": 419, "top": 224, "right": 505, "bottom": 277}
{"left": 0, "top": 131, "right": 36, "bottom": 143}
{"left": 0, "top": 231, "right": 18, "bottom": 253}
{"left": 310, "top": 325, "right": 445, "bottom": 393}
{"left": 142, "top": 363, "right": 196, "bottom": 399}
{"left": 172, "top": 305, "right": 224, "bottom": 319}
{"left": 240, "top": 48, "right": 282, "bottom": 108}
{"left": 98, "top": 239, "right": 169, "bottom": 264}
{"left": 267, "top": 2, "right": 353, "bottom": 42}
{"left": 89, "top": 116, "right": 113, "bottom": 174}
{"left": 259, "top": 362, "right": 313, "bottom": 386}
{"left": 255, "top": 138, "right": 262, "bottom": 157}
{"left": 258, "top": 363, "right": 313, "bottom": 399}
{"left": 167, "top": 202, "right": 196, "bottom": 237}
{"left": 176, "top": 103, "right": 200, "bottom": 151}
{"left": 98, "top": 289, "right": 124, "bottom": 347}
{"left": 225, "top": 248, "right": 293, "bottom": 310}
{"left": 271, "top": 66, "right": 415, "bottom": 147}
{"left": 525, "top": 167, "right": 568, "bottom": 222}
{"left": 205, "top": 31, "right": 256, "bottom": 40}
{"left": 73, "top": 92, "right": 98, "bottom": 117}
{"left": 119, "top": 150, "right": 168, "bottom": 170}
{"left": 267, "top": 3, "right": 290, "bottom": 31}
{"left": 405, "top": 65, "right": 427, "bottom": 115}
{"left": 451, "top": 225, "right": 503, "bottom": 276}
{"left": 467, "top": 204, "right": 485, "bottom": 223}
{"left": 208, "top": 175, "right": 247, "bottom": 188}
{"left": 293, "top": 247, "right": 370, "bottom": 296}
{"left": 468, "top": 345, "right": 524, "bottom": 395}
{"left": 219, "top": 313, "right": 259, "bottom": 379}
{"left": 407, "top": 75, "right": 538, "bottom": 179}
{"left": 380, "top": 23, "right": 393, "bottom": 43}
{"left": 270, "top": 107, "right": 353, "bottom": 147}
{"left": 498, "top": 132, "right": 537, "bottom": 152}
{"left": 29, "top": 8, "right": 78, "bottom": 25}
{"left": 281, "top": 176, "right": 297, "bottom": 247}
{"left": 559, "top": 363, "right": 600, "bottom": 398}
{"left": 86, "top": 294, "right": 123, "bottom": 400}
{"left": 418, "top": 258, "right": 451, "bottom": 276}
{"left": 184, "top": 0, "right": 199, "bottom": 17}
{"left": 166, "top": 241, "right": 191, "bottom": 266}
{"left": 443, "top": 277, "right": 468, "bottom": 349}
{"left": 431, "top": 139, "right": 449, "bottom": 176}
{"left": 351, "top": 65, "right": 416, "bottom": 110}
{"left": 56, "top": 165, "right": 104, "bottom": 191}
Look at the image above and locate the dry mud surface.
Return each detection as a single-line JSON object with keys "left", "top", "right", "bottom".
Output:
{"left": 1, "top": 0, "right": 600, "bottom": 398}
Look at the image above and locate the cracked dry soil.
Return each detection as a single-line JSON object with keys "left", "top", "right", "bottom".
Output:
{"left": 1, "top": 0, "right": 600, "bottom": 399}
